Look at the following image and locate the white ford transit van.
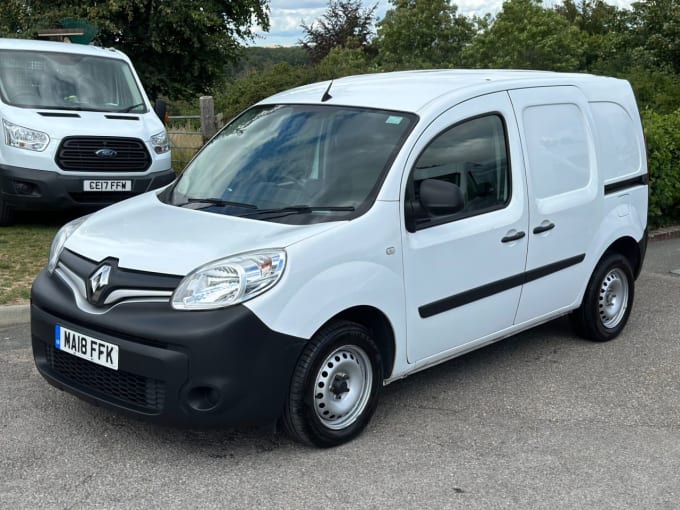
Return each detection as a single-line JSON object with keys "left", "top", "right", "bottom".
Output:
{"left": 0, "top": 38, "right": 174, "bottom": 225}
{"left": 31, "top": 70, "right": 648, "bottom": 447}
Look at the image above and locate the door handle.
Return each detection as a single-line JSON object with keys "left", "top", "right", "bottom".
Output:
{"left": 533, "top": 222, "right": 555, "bottom": 234}
{"left": 501, "top": 231, "right": 526, "bottom": 243}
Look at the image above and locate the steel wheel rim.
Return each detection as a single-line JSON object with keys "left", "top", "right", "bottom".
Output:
{"left": 598, "top": 268, "right": 629, "bottom": 328}
{"left": 312, "top": 345, "right": 373, "bottom": 430}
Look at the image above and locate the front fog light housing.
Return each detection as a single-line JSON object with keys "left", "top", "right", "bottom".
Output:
{"left": 150, "top": 130, "right": 170, "bottom": 154}
{"left": 3, "top": 119, "right": 50, "bottom": 151}
{"left": 172, "top": 250, "right": 286, "bottom": 310}
{"left": 47, "top": 215, "right": 90, "bottom": 274}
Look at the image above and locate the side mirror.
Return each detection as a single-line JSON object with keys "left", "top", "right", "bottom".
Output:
{"left": 419, "top": 178, "right": 464, "bottom": 216}
{"left": 154, "top": 98, "right": 168, "bottom": 125}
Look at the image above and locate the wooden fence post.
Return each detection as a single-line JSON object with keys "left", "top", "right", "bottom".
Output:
{"left": 200, "top": 96, "right": 217, "bottom": 142}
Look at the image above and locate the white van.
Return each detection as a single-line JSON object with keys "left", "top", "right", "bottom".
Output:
{"left": 0, "top": 38, "right": 174, "bottom": 225}
{"left": 30, "top": 70, "right": 648, "bottom": 447}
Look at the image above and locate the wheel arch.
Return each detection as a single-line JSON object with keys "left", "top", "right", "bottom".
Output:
{"left": 320, "top": 305, "right": 396, "bottom": 379}
{"left": 601, "top": 235, "right": 644, "bottom": 279}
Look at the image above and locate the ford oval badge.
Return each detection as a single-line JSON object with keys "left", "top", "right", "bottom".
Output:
{"left": 95, "top": 148, "right": 118, "bottom": 158}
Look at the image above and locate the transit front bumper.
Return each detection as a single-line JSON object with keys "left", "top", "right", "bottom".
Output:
{"left": 0, "top": 163, "right": 176, "bottom": 211}
{"left": 30, "top": 269, "right": 306, "bottom": 427}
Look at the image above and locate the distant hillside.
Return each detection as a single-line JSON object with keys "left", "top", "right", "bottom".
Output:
{"left": 229, "top": 46, "right": 309, "bottom": 77}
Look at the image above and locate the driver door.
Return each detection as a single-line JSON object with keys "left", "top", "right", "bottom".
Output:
{"left": 402, "top": 92, "right": 529, "bottom": 363}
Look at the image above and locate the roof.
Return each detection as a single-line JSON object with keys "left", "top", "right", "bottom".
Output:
{"left": 0, "top": 37, "right": 127, "bottom": 61}
{"left": 261, "top": 69, "right": 623, "bottom": 114}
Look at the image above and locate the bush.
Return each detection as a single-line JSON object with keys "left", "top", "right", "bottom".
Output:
{"left": 214, "top": 63, "right": 315, "bottom": 120}
{"left": 642, "top": 109, "right": 680, "bottom": 227}
{"left": 213, "top": 47, "right": 376, "bottom": 120}
{"left": 623, "top": 67, "right": 680, "bottom": 113}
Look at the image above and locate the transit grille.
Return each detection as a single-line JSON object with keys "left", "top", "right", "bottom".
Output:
{"left": 45, "top": 344, "right": 165, "bottom": 412}
{"left": 56, "top": 137, "right": 151, "bottom": 172}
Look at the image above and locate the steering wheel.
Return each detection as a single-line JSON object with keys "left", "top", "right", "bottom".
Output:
{"left": 277, "top": 174, "right": 306, "bottom": 188}
{"left": 264, "top": 167, "right": 313, "bottom": 198}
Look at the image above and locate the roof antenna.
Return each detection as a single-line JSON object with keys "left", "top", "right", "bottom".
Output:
{"left": 321, "top": 80, "right": 333, "bottom": 102}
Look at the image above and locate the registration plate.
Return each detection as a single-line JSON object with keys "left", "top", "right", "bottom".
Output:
{"left": 83, "top": 180, "right": 132, "bottom": 192}
{"left": 55, "top": 325, "right": 119, "bottom": 370}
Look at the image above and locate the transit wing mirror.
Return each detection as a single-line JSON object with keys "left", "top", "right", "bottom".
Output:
{"left": 154, "top": 98, "right": 169, "bottom": 125}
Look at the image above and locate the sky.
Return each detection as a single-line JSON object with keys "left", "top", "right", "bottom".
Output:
{"left": 251, "top": 0, "right": 635, "bottom": 47}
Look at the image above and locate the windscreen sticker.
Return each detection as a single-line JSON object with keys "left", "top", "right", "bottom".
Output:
{"left": 386, "top": 116, "right": 404, "bottom": 125}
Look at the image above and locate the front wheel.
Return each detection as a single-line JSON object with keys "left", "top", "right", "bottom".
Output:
{"left": 282, "top": 320, "right": 383, "bottom": 447}
{"left": 571, "top": 253, "right": 635, "bottom": 342}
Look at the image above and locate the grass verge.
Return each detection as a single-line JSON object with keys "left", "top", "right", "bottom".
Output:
{"left": 0, "top": 224, "right": 58, "bottom": 305}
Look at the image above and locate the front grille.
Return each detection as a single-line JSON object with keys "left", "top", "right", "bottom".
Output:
{"left": 45, "top": 344, "right": 165, "bottom": 412}
{"left": 56, "top": 137, "right": 151, "bottom": 172}
{"left": 60, "top": 249, "right": 181, "bottom": 296}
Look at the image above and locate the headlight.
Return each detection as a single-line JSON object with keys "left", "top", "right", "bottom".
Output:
{"left": 3, "top": 119, "right": 50, "bottom": 151}
{"left": 172, "top": 250, "right": 286, "bottom": 310}
{"left": 47, "top": 215, "right": 90, "bottom": 274}
{"left": 150, "top": 130, "right": 170, "bottom": 154}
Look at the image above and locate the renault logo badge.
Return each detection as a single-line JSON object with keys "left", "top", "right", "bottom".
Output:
{"left": 90, "top": 264, "right": 112, "bottom": 293}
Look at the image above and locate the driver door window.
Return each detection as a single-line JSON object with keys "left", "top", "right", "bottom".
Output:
{"left": 407, "top": 115, "right": 510, "bottom": 230}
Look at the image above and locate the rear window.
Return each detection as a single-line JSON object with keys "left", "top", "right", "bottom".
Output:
{"left": 590, "top": 102, "right": 642, "bottom": 182}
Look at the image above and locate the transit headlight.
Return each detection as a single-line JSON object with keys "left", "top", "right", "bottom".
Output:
{"left": 171, "top": 250, "right": 286, "bottom": 310}
{"left": 3, "top": 119, "right": 50, "bottom": 151}
{"left": 47, "top": 215, "right": 90, "bottom": 274}
{"left": 150, "top": 130, "right": 170, "bottom": 154}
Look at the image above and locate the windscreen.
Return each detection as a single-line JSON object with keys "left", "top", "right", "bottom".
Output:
{"left": 0, "top": 49, "right": 147, "bottom": 113}
{"left": 169, "top": 104, "right": 416, "bottom": 224}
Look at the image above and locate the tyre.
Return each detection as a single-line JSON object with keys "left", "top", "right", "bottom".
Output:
{"left": 0, "top": 196, "right": 15, "bottom": 227}
{"left": 571, "top": 253, "right": 635, "bottom": 342}
{"left": 282, "top": 320, "right": 383, "bottom": 447}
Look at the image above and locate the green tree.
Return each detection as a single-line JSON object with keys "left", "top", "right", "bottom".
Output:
{"left": 0, "top": 0, "right": 269, "bottom": 99}
{"left": 554, "top": 0, "right": 634, "bottom": 73}
{"left": 300, "top": 0, "right": 377, "bottom": 64}
{"left": 0, "top": 0, "right": 30, "bottom": 36}
{"left": 463, "top": 0, "right": 585, "bottom": 71}
{"left": 625, "top": 0, "right": 680, "bottom": 74}
{"left": 376, "top": 0, "right": 475, "bottom": 67}
{"left": 554, "top": 0, "right": 619, "bottom": 35}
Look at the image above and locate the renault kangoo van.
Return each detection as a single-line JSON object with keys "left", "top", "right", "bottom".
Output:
{"left": 31, "top": 70, "right": 648, "bottom": 447}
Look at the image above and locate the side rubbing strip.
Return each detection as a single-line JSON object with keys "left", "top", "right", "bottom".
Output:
{"left": 604, "top": 174, "right": 648, "bottom": 195}
{"left": 418, "top": 254, "right": 586, "bottom": 319}
{"left": 522, "top": 254, "right": 585, "bottom": 284}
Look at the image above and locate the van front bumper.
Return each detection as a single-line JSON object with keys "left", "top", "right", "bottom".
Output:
{"left": 0, "top": 163, "right": 176, "bottom": 211}
{"left": 30, "top": 269, "right": 306, "bottom": 427}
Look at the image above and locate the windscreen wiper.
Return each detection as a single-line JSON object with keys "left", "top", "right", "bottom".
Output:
{"left": 238, "top": 205, "right": 355, "bottom": 218}
{"left": 116, "top": 102, "right": 145, "bottom": 113}
{"left": 177, "top": 198, "right": 258, "bottom": 209}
